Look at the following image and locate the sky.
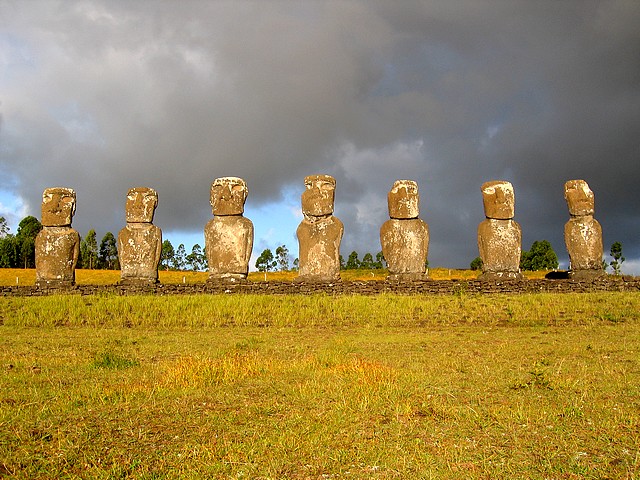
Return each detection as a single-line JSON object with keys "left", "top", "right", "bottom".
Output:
{"left": 1, "top": 0, "right": 639, "bottom": 273}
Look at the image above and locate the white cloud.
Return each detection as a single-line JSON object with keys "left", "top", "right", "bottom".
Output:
{"left": 0, "top": 192, "right": 29, "bottom": 232}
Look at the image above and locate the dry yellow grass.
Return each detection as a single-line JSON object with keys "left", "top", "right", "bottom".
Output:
{"left": 0, "top": 267, "right": 555, "bottom": 286}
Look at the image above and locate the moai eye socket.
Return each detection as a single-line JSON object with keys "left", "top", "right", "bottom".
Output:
{"left": 320, "top": 182, "right": 334, "bottom": 191}
{"left": 62, "top": 196, "right": 74, "bottom": 204}
{"left": 232, "top": 184, "right": 244, "bottom": 192}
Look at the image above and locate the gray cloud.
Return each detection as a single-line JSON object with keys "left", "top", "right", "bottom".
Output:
{"left": 1, "top": 1, "right": 639, "bottom": 270}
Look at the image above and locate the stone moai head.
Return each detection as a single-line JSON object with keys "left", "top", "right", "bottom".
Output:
{"left": 41, "top": 187, "right": 76, "bottom": 227}
{"left": 125, "top": 187, "right": 158, "bottom": 223}
{"left": 481, "top": 181, "right": 515, "bottom": 220}
{"left": 388, "top": 180, "right": 420, "bottom": 219}
{"left": 211, "top": 177, "right": 248, "bottom": 216}
{"left": 302, "top": 174, "right": 336, "bottom": 217}
{"left": 564, "top": 179, "right": 594, "bottom": 216}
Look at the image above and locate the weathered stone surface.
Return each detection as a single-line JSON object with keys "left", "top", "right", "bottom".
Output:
{"left": 296, "top": 175, "right": 343, "bottom": 282}
{"left": 478, "top": 181, "right": 523, "bottom": 280}
{"left": 8, "top": 276, "right": 640, "bottom": 298}
{"left": 296, "top": 216, "right": 344, "bottom": 282}
{"left": 118, "top": 187, "right": 162, "bottom": 285}
{"left": 35, "top": 188, "right": 80, "bottom": 286}
{"left": 40, "top": 187, "right": 76, "bottom": 227}
{"left": 564, "top": 180, "right": 603, "bottom": 279}
{"left": 205, "top": 177, "right": 254, "bottom": 282}
{"left": 381, "top": 219, "right": 429, "bottom": 281}
{"left": 564, "top": 179, "right": 595, "bottom": 216}
{"left": 205, "top": 216, "right": 254, "bottom": 281}
{"left": 380, "top": 180, "right": 429, "bottom": 281}
{"left": 481, "top": 180, "right": 515, "bottom": 220}
{"left": 118, "top": 224, "right": 162, "bottom": 283}
{"left": 211, "top": 177, "right": 248, "bottom": 216}
{"left": 388, "top": 180, "right": 420, "bottom": 219}
{"left": 301, "top": 174, "right": 336, "bottom": 217}
{"left": 477, "top": 219, "right": 523, "bottom": 280}
{"left": 125, "top": 187, "right": 158, "bottom": 223}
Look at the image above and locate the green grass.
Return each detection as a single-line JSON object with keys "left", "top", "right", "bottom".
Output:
{"left": 1, "top": 293, "right": 639, "bottom": 478}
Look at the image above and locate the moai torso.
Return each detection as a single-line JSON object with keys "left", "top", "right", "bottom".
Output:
{"left": 297, "top": 216, "right": 344, "bottom": 280}
{"left": 205, "top": 215, "right": 254, "bottom": 278}
{"left": 380, "top": 180, "right": 429, "bottom": 281}
{"left": 478, "top": 219, "right": 522, "bottom": 276}
{"left": 563, "top": 180, "right": 604, "bottom": 278}
{"left": 35, "top": 227, "right": 80, "bottom": 285}
{"left": 35, "top": 187, "right": 80, "bottom": 287}
{"left": 477, "top": 181, "right": 524, "bottom": 280}
{"left": 118, "top": 187, "right": 162, "bottom": 284}
{"left": 204, "top": 177, "right": 254, "bottom": 282}
{"left": 296, "top": 175, "right": 343, "bottom": 282}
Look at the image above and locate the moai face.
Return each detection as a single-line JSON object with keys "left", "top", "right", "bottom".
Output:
{"left": 41, "top": 187, "right": 76, "bottom": 227}
{"left": 125, "top": 187, "right": 158, "bottom": 223}
{"left": 211, "top": 177, "right": 248, "bottom": 216}
{"left": 564, "top": 179, "right": 594, "bottom": 216}
{"left": 482, "top": 181, "right": 515, "bottom": 220}
{"left": 301, "top": 174, "right": 336, "bottom": 217}
{"left": 388, "top": 180, "right": 420, "bottom": 219}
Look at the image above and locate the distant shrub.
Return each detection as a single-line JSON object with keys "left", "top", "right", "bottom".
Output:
{"left": 470, "top": 257, "right": 483, "bottom": 271}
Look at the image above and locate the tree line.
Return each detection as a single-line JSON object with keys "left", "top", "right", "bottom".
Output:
{"left": 254, "top": 246, "right": 390, "bottom": 272}
{"left": 0, "top": 216, "right": 209, "bottom": 271}
{"left": 0, "top": 216, "right": 42, "bottom": 268}
{"left": 80, "top": 235, "right": 211, "bottom": 272}
{"left": 0, "top": 215, "right": 627, "bottom": 274}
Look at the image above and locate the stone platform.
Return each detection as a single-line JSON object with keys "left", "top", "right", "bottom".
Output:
{"left": 2, "top": 276, "right": 639, "bottom": 297}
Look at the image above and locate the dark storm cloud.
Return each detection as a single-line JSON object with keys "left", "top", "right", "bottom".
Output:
{"left": 1, "top": 1, "right": 639, "bottom": 270}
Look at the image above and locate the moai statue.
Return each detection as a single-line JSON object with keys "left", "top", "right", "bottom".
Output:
{"left": 295, "top": 174, "right": 344, "bottom": 282}
{"left": 380, "top": 180, "right": 430, "bottom": 281}
{"left": 35, "top": 187, "right": 80, "bottom": 287}
{"left": 564, "top": 179, "right": 604, "bottom": 279}
{"left": 117, "top": 187, "right": 162, "bottom": 285}
{"left": 477, "top": 180, "right": 524, "bottom": 281}
{"left": 204, "top": 177, "right": 254, "bottom": 282}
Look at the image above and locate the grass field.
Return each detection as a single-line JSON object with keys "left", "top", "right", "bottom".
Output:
{"left": 1, "top": 292, "right": 639, "bottom": 478}
{"left": 1, "top": 267, "right": 552, "bottom": 286}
